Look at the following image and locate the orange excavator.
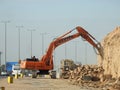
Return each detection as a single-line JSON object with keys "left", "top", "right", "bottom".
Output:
{"left": 20, "top": 26, "right": 103, "bottom": 77}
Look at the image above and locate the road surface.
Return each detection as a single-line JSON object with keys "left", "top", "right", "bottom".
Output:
{"left": 0, "top": 76, "right": 101, "bottom": 90}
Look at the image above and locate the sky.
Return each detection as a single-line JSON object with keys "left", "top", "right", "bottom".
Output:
{"left": 0, "top": 0, "right": 120, "bottom": 70}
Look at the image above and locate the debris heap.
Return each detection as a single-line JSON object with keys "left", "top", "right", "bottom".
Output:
{"left": 69, "top": 65, "right": 103, "bottom": 87}
{"left": 68, "top": 65, "right": 120, "bottom": 90}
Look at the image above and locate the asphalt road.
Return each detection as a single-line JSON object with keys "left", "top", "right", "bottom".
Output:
{"left": 0, "top": 76, "right": 7, "bottom": 79}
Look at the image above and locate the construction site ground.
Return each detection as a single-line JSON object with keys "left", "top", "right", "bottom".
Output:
{"left": 0, "top": 76, "right": 102, "bottom": 90}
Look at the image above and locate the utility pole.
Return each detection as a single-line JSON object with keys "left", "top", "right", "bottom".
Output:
{"left": 28, "top": 29, "right": 35, "bottom": 58}
{"left": 85, "top": 42, "right": 87, "bottom": 64}
{"left": 16, "top": 26, "right": 23, "bottom": 61}
{"left": 65, "top": 43, "right": 67, "bottom": 59}
{"left": 1, "top": 21, "right": 10, "bottom": 70}
{"left": 40, "top": 33, "right": 47, "bottom": 55}
{"left": 0, "top": 51, "right": 2, "bottom": 65}
{"left": 74, "top": 41, "right": 79, "bottom": 63}
{"left": 52, "top": 36, "right": 57, "bottom": 70}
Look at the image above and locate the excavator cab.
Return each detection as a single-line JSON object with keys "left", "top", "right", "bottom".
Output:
{"left": 26, "top": 56, "right": 39, "bottom": 62}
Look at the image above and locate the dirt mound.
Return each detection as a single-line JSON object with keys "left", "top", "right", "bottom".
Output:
{"left": 98, "top": 26, "right": 120, "bottom": 78}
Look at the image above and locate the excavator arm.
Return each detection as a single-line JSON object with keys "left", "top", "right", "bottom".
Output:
{"left": 20, "top": 26, "right": 103, "bottom": 75}
{"left": 43, "top": 26, "right": 102, "bottom": 61}
{"left": 54, "top": 26, "right": 99, "bottom": 48}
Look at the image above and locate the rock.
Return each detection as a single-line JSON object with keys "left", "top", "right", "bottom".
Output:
{"left": 82, "top": 75, "right": 92, "bottom": 81}
{"left": 68, "top": 65, "right": 105, "bottom": 89}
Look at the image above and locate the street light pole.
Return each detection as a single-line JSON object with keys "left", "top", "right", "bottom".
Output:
{"left": 40, "top": 33, "right": 47, "bottom": 55}
{"left": 85, "top": 42, "right": 87, "bottom": 64}
{"left": 75, "top": 41, "right": 78, "bottom": 63}
{"left": 28, "top": 29, "right": 35, "bottom": 57}
{"left": 16, "top": 26, "right": 23, "bottom": 61}
{"left": 73, "top": 41, "right": 79, "bottom": 63}
{"left": 0, "top": 51, "right": 2, "bottom": 65}
{"left": 1, "top": 21, "right": 10, "bottom": 70}
{"left": 51, "top": 36, "right": 58, "bottom": 70}
{"left": 65, "top": 43, "right": 67, "bottom": 59}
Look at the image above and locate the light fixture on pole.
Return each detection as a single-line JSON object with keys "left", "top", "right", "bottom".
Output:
{"left": 1, "top": 20, "right": 10, "bottom": 70}
{"left": 52, "top": 36, "right": 58, "bottom": 70}
{"left": 16, "top": 26, "right": 23, "bottom": 61}
{"left": 28, "top": 29, "right": 35, "bottom": 57}
{"left": 65, "top": 43, "right": 67, "bottom": 59}
{"left": 85, "top": 42, "right": 87, "bottom": 64}
{"left": 40, "top": 33, "right": 47, "bottom": 55}
{"left": 0, "top": 51, "right": 2, "bottom": 65}
{"left": 74, "top": 41, "right": 79, "bottom": 63}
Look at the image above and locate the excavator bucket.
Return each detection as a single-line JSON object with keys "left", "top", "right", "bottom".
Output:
{"left": 94, "top": 43, "right": 104, "bottom": 58}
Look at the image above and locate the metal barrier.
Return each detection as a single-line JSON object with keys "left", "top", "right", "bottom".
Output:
{"left": 7, "top": 76, "right": 13, "bottom": 84}
{"left": 15, "top": 74, "right": 18, "bottom": 79}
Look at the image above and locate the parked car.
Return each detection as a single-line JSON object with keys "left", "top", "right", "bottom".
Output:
{"left": 1, "top": 71, "right": 9, "bottom": 76}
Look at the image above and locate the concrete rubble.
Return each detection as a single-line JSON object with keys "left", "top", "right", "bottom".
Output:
{"left": 68, "top": 65, "right": 120, "bottom": 90}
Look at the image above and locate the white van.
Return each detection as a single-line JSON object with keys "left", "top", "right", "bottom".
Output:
{"left": 12, "top": 64, "right": 21, "bottom": 75}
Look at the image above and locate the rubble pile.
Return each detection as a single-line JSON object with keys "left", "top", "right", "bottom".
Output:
{"left": 98, "top": 26, "right": 120, "bottom": 78}
{"left": 68, "top": 65, "right": 120, "bottom": 90}
{"left": 69, "top": 65, "right": 103, "bottom": 87}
